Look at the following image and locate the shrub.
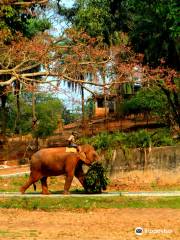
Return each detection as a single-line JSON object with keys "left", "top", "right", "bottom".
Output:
{"left": 80, "top": 129, "right": 176, "bottom": 151}
{"left": 151, "top": 129, "right": 175, "bottom": 146}
{"left": 80, "top": 132, "right": 125, "bottom": 150}
{"left": 123, "top": 130, "right": 151, "bottom": 148}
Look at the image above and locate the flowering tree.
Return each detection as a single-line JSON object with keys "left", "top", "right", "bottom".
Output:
{"left": 0, "top": 1, "right": 179, "bottom": 138}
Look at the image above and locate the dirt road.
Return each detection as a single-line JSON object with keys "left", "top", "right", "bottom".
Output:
{"left": 0, "top": 208, "right": 179, "bottom": 240}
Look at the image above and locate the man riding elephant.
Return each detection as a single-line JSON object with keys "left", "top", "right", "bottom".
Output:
{"left": 67, "top": 132, "right": 77, "bottom": 148}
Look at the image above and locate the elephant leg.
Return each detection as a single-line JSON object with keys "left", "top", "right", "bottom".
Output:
{"left": 20, "top": 173, "right": 41, "bottom": 194}
{"left": 75, "top": 166, "right": 85, "bottom": 188}
{"left": 76, "top": 173, "right": 85, "bottom": 188}
{"left": 40, "top": 177, "right": 50, "bottom": 195}
{"left": 63, "top": 174, "right": 74, "bottom": 195}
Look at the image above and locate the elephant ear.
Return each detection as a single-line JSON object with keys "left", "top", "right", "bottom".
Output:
{"left": 78, "top": 152, "right": 87, "bottom": 163}
{"left": 77, "top": 146, "right": 91, "bottom": 164}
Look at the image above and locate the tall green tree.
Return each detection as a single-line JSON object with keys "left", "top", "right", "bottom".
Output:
{"left": 57, "top": 0, "right": 179, "bottom": 68}
{"left": 6, "top": 93, "right": 64, "bottom": 137}
{"left": 126, "top": 0, "right": 179, "bottom": 68}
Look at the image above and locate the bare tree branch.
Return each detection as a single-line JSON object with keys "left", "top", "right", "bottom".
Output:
{"left": 0, "top": 0, "right": 48, "bottom": 7}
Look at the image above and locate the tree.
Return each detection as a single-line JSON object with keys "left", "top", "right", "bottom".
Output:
{"left": 33, "top": 94, "right": 63, "bottom": 138}
{"left": 126, "top": 0, "right": 179, "bottom": 69}
{"left": 0, "top": 0, "right": 51, "bottom": 136}
{"left": 0, "top": 24, "right": 115, "bottom": 137}
{"left": 1, "top": 0, "right": 179, "bottom": 137}
{"left": 57, "top": 0, "right": 113, "bottom": 44}
{"left": 6, "top": 93, "right": 64, "bottom": 136}
{"left": 0, "top": 1, "right": 50, "bottom": 41}
{"left": 57, "top": 0, "right": 179, "bottom": 69}
{"left": 121, "top": 86, "right": 169, "bottom": 123}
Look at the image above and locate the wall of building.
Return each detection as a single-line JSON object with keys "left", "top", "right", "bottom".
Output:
{"left": 94, "top": 107, "right": 109, "bottom": 117}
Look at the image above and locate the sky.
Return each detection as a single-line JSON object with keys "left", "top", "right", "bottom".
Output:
{"left": 61, "top": 0, "right": 74, "bottom": 8}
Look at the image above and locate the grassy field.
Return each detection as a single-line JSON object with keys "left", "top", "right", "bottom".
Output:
{"left": 0, "top": 174, "right": 66, "bottom": 193}
{"left": 0, "top": 196, "right": 180, "bottom": 210}
{"left": 0, "top": 174, "right": 180, "bottom": 210}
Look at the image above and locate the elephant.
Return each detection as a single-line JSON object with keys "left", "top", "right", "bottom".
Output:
{"left": 20, "top": 144, "right": 100, "bottom": 195}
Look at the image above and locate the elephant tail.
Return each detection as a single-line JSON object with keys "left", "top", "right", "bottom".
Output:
{"left": 33, "top": 183, "right": 36, "bottom": 191}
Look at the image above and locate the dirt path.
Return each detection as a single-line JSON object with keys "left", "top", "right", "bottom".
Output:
{"left": 0, "top": 208, "right": 179, "bottom": 240}
{"left": 0, "top": 165, "right": 29, "bottom": 176}
{"left": 1, "top": 191, "right": 180, "bottom": 197}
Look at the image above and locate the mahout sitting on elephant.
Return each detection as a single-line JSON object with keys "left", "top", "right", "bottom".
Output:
{"left": 20, "top": 144, "right": 100, "bottom": 195}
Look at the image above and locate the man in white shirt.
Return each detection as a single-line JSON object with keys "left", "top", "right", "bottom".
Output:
{"left": 68, "top": 132, "right": 77, "bottom": 148}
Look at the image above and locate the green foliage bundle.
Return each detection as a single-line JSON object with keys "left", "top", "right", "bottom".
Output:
{"left": 84, "top": 162, "right": 109, "bottom": 193}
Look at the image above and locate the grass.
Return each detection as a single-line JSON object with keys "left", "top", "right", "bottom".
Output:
{"left": 0, "top": 196, "right": 179, "bottom": 210}
{"left": 0, "top": 229, "right": 39, "bottom": 238}
{"left": 150, "top": 183, "right": 180, "bottom": 191}
{"left": 0, "top": 173, "right": 180, "bottom": 211}
{"left": 1, "top": 171, "right": 180, "bottom": 193}
{"left": 0, "top": 175, "right": 65, "bottom": 193}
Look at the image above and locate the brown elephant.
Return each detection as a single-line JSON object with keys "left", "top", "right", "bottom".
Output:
{"left": 20, "top": 144, "right": 99, "bottom": 195}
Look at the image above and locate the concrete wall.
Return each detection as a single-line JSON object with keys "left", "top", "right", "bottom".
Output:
{"left": 106, "top": 146, "right": 180, "bottom": 175}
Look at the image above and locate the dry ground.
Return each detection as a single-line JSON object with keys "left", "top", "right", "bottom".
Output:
{"left": 0, "top": 208, "right": 179, "bottom": 240}
{"left": 108, "top": 169, "right": 180, "bottom": 191}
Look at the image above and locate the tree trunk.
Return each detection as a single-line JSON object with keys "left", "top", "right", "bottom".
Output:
{"left": 161, "top": 86, "right": 180, "bottom": 128}
{"left": 1, "top": 95, "right": 7, "bottom": 138}
{"left": 32, "top": 90, "right": 36, "bottom": 126}
{"left": 81, "top": 84, "right": 85, "bottom": 133}
{"left": 103, "top": 83, "right": 108, "bottom": 131}
{"left": 16, "top": 92, "right": 21, "bottom": 133}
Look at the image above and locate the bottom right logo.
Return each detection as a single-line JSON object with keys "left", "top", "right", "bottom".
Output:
{"left": 135, "top": 227, "right": 173, "bottom": 236}
{"left": 135, "top": 227, "right": 143, "bottom": 236}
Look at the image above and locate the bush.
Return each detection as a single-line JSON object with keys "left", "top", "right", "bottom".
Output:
{"left": 84, "top": 162, "right": 109, "bottom": 193}
{"left": 151, "top": 129, "right": 175, "bottom": 146}
{"left": 80, "top": 129, "right": 176, "bottom": 151}
{"left": 80, "top": 132, "right": 125, "bottom": 150}
{"left": 123, "top": 130, "right": 151, "bottom": 148}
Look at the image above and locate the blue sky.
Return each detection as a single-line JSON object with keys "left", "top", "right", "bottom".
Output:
{"left": 61, "top": 0, "right": 74, "bottom": 8}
